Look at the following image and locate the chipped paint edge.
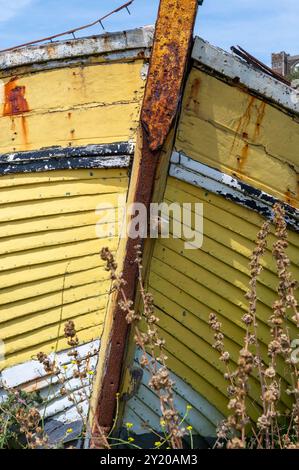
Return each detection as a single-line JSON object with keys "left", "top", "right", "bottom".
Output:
{"left": 192, "top": 37, "right": 299, "bottom": 116}
{"left": 0, "top": 48, "right": 152, "bottom": 77}
{"left": 170, "top": 150, "right": 299, "bottom": 231}
{"left": 0, "top": 340, "right": 100, "bottom": 423}
{"left": 0, "top": 142, "right": 134, "bottom": 174}
{"left": 122, "top": 350, "right": 224, "bottom": 439}
{"left": 0, "top": 26, "right": 154, "bottom": 71}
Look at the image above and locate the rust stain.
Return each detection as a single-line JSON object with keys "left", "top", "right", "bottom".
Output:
{"left": 67, "top": 112, "right": 75, "bottom": 140}
{"left": 3, "top": 77, "right": 29, "bottom": 116}
{"left": 103, "top": 33, "right": 111, "bottom": 50}
{"left": 231, "top": 98, "right": 267, "bottom": 174}
{"left": 72, "top": 68, "right": 87, "bottom": 96}
{"left": 2, "top": 78, "right": 30, "bottom": 147}
{"left": 230, "top": 96, "right": 258, "bottom": 174}
{"left": 185, "top": 78, "right": 201, "bottom": 115}
{"left": 20, "top": 116, "right": 29, "bottom": 146}
{"left": 45, "top": 43, "right": 56, "bottom": 57}
{"left": 237, "top": 143, "right": 249, "bottom": 173}
{"left": 78, "top": 67, "right": 87, "bottom": 95}
{"left": 230, "top": 96, "right": 255, "bottom": 156}
{"left": 10, "top": 117, "right": 16, "bottom": 133}
{"left": 285, "top": 188, "right": 299, "bottom": 208}
{"left": 253, "top": 101, "right": 266, "bottom": 140}
{"left": 141, "top": 0, "right": 199, "bottom": 151}
{"left": 137, "top": 50, "right": 145, "bottom": 59}
{"left": 285, "top": 190, "right": 292, "bottom": 205}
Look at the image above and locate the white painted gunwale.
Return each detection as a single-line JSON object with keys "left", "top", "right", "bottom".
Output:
{"left": 192, "top": 37, "right": 299, "bottom": 116}
{"left": 0, "top": 340, "right": 100, "bottom": 423}
{"left": 0, "top": 26, "right": 154, "bottom": 71}
{"left": 0, "top": 339, "right": 100, "bottom": 388}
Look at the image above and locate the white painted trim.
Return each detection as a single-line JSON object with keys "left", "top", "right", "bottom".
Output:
{"left": 170, "top": 151, "right": 299, "bottom": 231}
{"left": 0, "top": 340, "right": 100, "bottom": 422}
{"left": 123, "top": 350, "right": 224, "bottom": 437}
{"left": 54, "top": 401, "right": 90, "bottom": 423}
{"left": 0, "top": 26, "right": 154, "bottom": 71}
{"left": 192, "top": 37, "right": 299, "bottom": 116}
{"left": 0, "top": 339, "right": 100, "bottom": 388}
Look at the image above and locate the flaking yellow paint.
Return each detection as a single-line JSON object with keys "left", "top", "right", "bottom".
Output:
{"left": 177, "top": 67, "right": 299, "bottom": 207}
{"left": 0, "top": 61, "right": 145, "bottom": 153}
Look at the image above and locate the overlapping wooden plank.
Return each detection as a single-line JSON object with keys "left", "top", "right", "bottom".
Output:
{"left": 4, "top": 311, "right": 104, "bottom": 357}
{"left": 0, "top": 177, "right": 128, "bottom": 205}
{"left": 0, "top": 238, "right": 118, "bottom": 271}
{"left": 0, "top": 266, "right": 109, "bottom": 306}
{"left": 0, "top": 280, "right": 111, "bottom": 323}
{"left": 2, "top": 324, "right": 101, "bottom": 370}
{"left": 0, "top": 253, "right": 107, "bottom": 289}
{"left": 0, "top": 192, "right": 124, "bottom": 223}
{"left": 0, "top": 168, "right": 128, "bottom": 189}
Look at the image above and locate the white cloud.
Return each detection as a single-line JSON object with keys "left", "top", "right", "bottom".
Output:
{"left": 0, "top": 0, "right": 34, "bottom": 23}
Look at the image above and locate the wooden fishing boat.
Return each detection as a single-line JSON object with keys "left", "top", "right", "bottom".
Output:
{"left": 0, "top": 25, "right": 153, "bottom": 426}
{"left": 0, "top": 0, "right": 298, "bottom": 447}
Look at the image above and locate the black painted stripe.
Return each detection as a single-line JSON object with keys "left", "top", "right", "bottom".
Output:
{"left": 0, "top": 142, "right": 133, "bottom": 175}
{"left": 170, "top": 158, "right": 299, "bottom": 233}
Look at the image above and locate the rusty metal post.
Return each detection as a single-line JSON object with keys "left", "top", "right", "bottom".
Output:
{"left": 92, "top": 0, "right": 199, "bottom": 440}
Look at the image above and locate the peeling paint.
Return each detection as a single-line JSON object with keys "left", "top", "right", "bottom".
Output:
{"left": 0, "top": 142, "right": 133, "bottom": 175}
{"left": 140, "top": 63, "right": 149, "bottom": 81}
{"left": 177, "top": 66, "right": 299, "bottom": 205}
{"left": 192, "top": 37, "right": 299, "bottom": 116}
{"left": 0, "top": 340, "right": 99, "bottom": 424}
{"left": 0, "top": 27, "right": 154, "bottom": 72}
{"left": 170, "top": 150, "right": 299, "bottom": 231}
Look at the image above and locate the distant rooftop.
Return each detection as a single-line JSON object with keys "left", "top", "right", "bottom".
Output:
{"left": 272, "top": 51, "right": 299, "bottom": 78}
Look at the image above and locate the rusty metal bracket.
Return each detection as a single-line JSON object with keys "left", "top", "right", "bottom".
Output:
{"left": 141, "top": 0, "right": 199, "bottom": 151}
{"left": 92, "top": 0, "right": 198, "bottom": 438}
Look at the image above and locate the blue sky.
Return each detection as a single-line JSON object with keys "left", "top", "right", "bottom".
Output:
{"left": 0, "top": 1, "right": 299, "bottom": 64}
